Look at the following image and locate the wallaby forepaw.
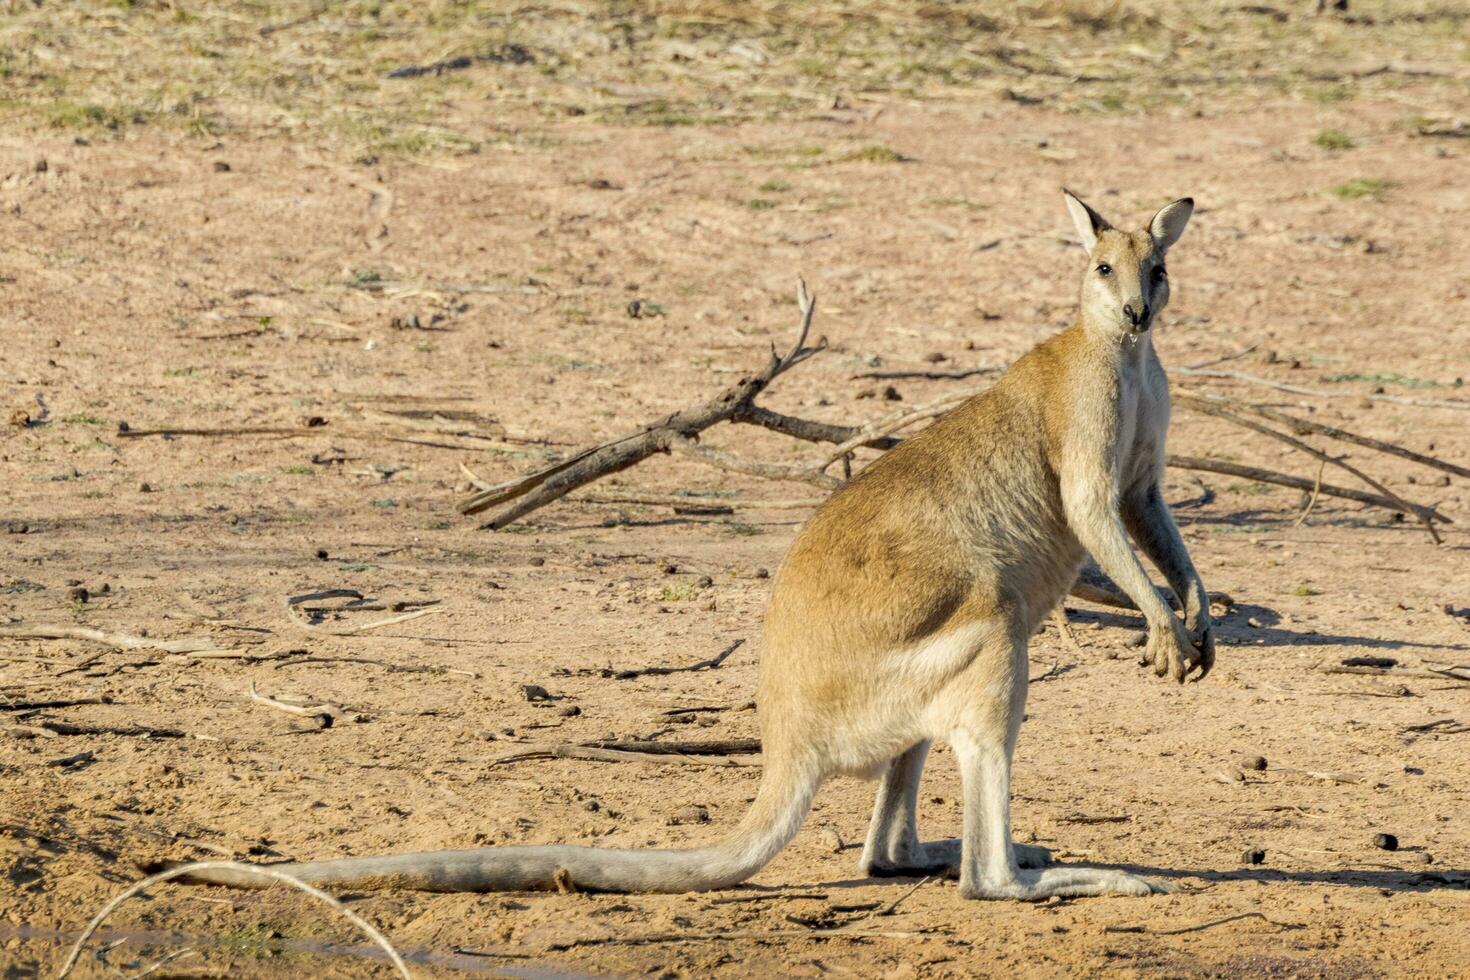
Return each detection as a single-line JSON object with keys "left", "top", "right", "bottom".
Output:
{"left": 1143, "top": 624, "right": 1210, "bottom": 685}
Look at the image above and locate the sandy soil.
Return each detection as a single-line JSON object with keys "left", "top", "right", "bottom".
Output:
{"left": 2, "top": 66, "right": 1470, "bottom": 979}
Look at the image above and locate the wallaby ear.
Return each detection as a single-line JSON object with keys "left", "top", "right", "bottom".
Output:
{"left": 1062, "top": 187, "right": 1111, "bottom": 252}
{"left": 1149, "top": 197, "right": 1194, "bottom": 251}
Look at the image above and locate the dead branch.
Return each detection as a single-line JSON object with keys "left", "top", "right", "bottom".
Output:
{"left": 492, "top": 743, "right": 760, "bottom": 767}
{"left": 0, "top": 624, "right": 232, "bottom": 656}
{"left": 458, "top": 278, "right": 831, "bottom": 527}
{"left": 492, "top": 737, "right": 761, "bottom": 766}
{"left": 608, "top": 638, "right": 746, "bottom": 679}
{"left": 669, "top": 436, "right": 841, "bottom": 490}
{"left": 270, "top": 654, "right": 479, "bottom": 678}
{"left": 817, "top": 393, "right": 970, "bottom": 472}
{"left": 851, "top": 366, "right": 1001, "bottom": 381}
{"left": 1167, "top": 455, "right": 1448, "bottom": 524}
{"left": 1180, "top": 391, "right": 1470, "bottom": 479}
{"left": 576, "top": 492, "right": 823, "bottom": 511}
{"left": 284, "top": 590, "right": 442, "bottom": 634}
{"left": 1103, "top": 911, "right": 1303, "bottom": 936}
{"left": 1174, "top": 393, "right": 1443, "bottom": 542}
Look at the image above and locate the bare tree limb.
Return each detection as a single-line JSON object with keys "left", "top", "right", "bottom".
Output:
{"left": 459, "top": 278, "right": 828, "bottom": 526}
{"left": 1167, "top": 455, "right": 1449, "bottom": 523}
{"left": 1175, "top": 390, "right": 1470, "bottom": 479}
{"left": 1174, "top": 393, "right": 1444, "bottom": 543}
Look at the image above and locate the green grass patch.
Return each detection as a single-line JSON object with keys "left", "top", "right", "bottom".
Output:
{"left": 757, "top": 178, "right": 791, "bottom": 192}
{"left": 1330, "top": 177, "right": 1391, "bottom": 199}
{"left": 842, "top": 144, "right": 908, "bottom": 164}
{"left": 741, "top": 197, "right": 777, "bottom": 210}
{"left": 45, "top": 100, "right": 138, "bottom": 130}
{"left": 1312, "top": 128, "right": 1354, "bottom": 150}
{"left": 1292, "top": 582, "right": 1321, "bottom": 597}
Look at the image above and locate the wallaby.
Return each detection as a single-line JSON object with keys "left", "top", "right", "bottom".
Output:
{"left": 189, "top": 190, "right": 1212, "bottom": 900}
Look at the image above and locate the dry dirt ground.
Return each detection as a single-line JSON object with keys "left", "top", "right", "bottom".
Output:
{"left": 3, "top": 3, "right": 1470, "bottom": 978}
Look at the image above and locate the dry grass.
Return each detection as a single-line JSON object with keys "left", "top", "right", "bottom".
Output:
{"left": 0, "top": 1, "right": 1466, "bottom": 158}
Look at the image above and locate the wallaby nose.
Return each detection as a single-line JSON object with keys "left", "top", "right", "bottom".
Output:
{"left": 1124, "top": 303, "right": 1150, "bottom": 328}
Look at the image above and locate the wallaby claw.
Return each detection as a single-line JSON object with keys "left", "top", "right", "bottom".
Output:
{"left": 1143, "top": 622, "right": 1210, "bottom": 685}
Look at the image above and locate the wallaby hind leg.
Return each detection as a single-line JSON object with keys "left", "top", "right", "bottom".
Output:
{"left": 952, "top": 636, "right": 1166, "bottom": 901}
{"left": 859, "top": 741, "right": 1050, "bottom": 877}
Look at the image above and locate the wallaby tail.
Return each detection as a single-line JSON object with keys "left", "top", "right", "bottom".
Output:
{"left": 180, "top": 756, "right": 820, "bottom": 893}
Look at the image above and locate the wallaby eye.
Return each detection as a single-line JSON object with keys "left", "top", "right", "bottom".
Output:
{"left": 1152, "top": 266, "right": 1167, "bottom": 282}
{"left": 1096, "top": 263, "right": 1112, "bottom": 277}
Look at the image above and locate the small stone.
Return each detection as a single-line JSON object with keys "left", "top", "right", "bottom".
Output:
{"left": 139, "top": 482, "right": 152, "bottom": 493}
{"left": 1415, "top": 852, "right": 1433, "bottom": 864}
{"left": 696, "top": 575, "right": 714, "bottom": 589}
{"left": 34, "top": 158, "right": 48, "bottom": 173}
{"left": 819, "top": 827, "right": 844, "bottom": 853}
{"left": 1373, "top": 833, "right": 1399, "bottom": 851}
{"left": 753, "top": 567, "right": 770, "bottom": 579}
{"left": 882, "top": 385, "right": 903, "bottom": 401}
{"left": 668, "top": 805, "right": 709, "bottom": 826}
{"left": 1126, "top": 630, "right": 1148, "bottom": 648}
{"left": 528, "top": 557, "right": 545, "bottom": 567}
{"left": 315, "top": 548, "right": 329, "bottom": 560}
{"left": 212, "top": 161, "right": 231, "bottom": 172}
{"left": 1241, "top": 848, "right": 1266, "bottom": 865}
{"left": 521, "top": 684, "right": 553, "bottom": 702}
{"left": 1244, "top": 755, "right": 1268, "bottom": 772}
{"left": 583, "top": 799, "right": 601, "bottom": 812}
{"left": 557, "top": 704, "right": 582, "bottom": 717}
{"left": 925, "top": 352, "right": 947, "bottom": 363}
{"left": 68, "top": 586, "right": 89, "bottom": 603}
{"left": 117, "top": 420, "right": 130, "bottom": 433}
{"left": 662, "top": 563, "right": 678, "bottom": 575}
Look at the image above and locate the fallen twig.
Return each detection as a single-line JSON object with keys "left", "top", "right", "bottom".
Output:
{"left": 56, "top": 861, "right": 410, "bottom": 980}
{"left": 1166, "top": 456, "right": 1448, "bottom": 524}
{"left": 285, "top": 590, "right": 443, "bottom": 635}
{"left": 1104, "top": 911, "right": 1304, "bottom": 936}
{"left": 850, "top": 366, "right": 1001, "bottom": 381}
{"left": 1174, "top": 393, "right": 1442, "bottom": 543}
{"left": 2, "top": 695, "right": 112, "bottom": 711}
{"left": 459, "top": 278, "right": 833, "bottom": 526}
{"left": 493, "top": 744, "right": 758, "bottom": 767}
{"left": 0, "top": 624, "right": 232, "bottom": 656}
{"left": 248, "top": 682, "right": 352, "bottom": 724}
{"left": 1402, "top": 718, "right": 1470, "bottom": 734}
{"left": 609, "top": 639, "right": 745, "bottom": 680}
{"left": 1181, "top": 391, "right": 1470, "bottom": 480}
{"left": 1294, "top": 459, "right": 1326, "bottom": 527}
{"left": 492, "top": 737, "right": 761, "bottom": 767}
{"left": 31, "top": 720, "right": 190, "bottom": 739}
{"left": 547, "top": 926, "right": 942, "bottom": 951}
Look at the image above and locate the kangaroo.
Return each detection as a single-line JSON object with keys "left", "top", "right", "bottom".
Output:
{"left": 189, "top": 190, "right": 1212, "bottom": 900}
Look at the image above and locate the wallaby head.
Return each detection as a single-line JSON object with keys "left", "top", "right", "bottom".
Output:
{"left": 1062, "top": 189, "right": 1193, "bottom": 338}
